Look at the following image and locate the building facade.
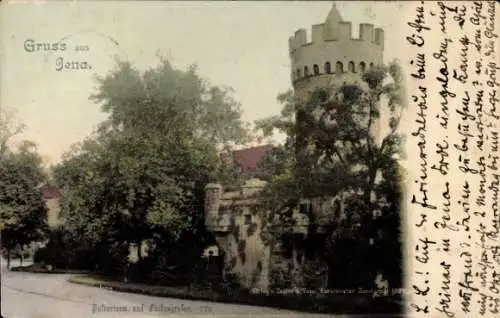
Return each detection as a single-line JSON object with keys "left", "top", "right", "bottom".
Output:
{"left": 204, "top": 4, "right": 386, "bottom": 292}
{"left": 39, "top": 184, "right": 62, "bottom": 228}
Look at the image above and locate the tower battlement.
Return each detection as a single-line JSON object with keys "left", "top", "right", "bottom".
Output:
{"left": 289, "top": 22, "right": 384, "bottom": 53}
{"left": 288, "top": 3, "right": 385, "bottom": 89}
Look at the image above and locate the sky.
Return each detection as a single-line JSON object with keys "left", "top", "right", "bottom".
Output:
{"left": 1, "top": 1, "right": 407, "bottom": 167}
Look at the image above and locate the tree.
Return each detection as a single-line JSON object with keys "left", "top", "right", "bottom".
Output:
{"left": 0, "top": 141, "right": 49, "bottom": 269}
{"left": 53, "top": 58, "right": 252, "bottom": 278}
{"left": 255, "top": 60, "right": 406, "bottom": 289}
{"left": 0, "top": 108, "right": 25, "bottom": 156}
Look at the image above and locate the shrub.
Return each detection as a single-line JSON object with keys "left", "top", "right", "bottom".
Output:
{"left": 32, "top": 226, "right": 100, "bottom": 270}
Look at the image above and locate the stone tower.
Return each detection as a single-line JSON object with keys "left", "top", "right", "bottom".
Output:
{"left": 289, "top": 2, "right": 385, "bottom": 153}
{"left": 289, "top": 3, "right": 384, "bottom": 99}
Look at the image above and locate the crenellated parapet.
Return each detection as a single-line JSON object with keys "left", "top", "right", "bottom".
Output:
{"left": 288, "top": 4, "right": 385, "bottom": 88}
{"left": 204, "top": 179, "right": 270, "bottom": 291}
{"left": 289, "top": 23, "right": 384, "bottom": 54}
{"left": 204, "top": 179, "right": 267, "bottom": 232}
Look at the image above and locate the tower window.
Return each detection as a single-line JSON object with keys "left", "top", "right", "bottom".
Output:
{"left": 333, "top": 200, "right": 341, "bottom": 219}
{"left": 313, "top": 64, "right": 320, "bottom": 75}
{"left": 299, "top": 202, "right": 310, "bottom": 215}
{"left": 369, "top": 62, "right": 374, "bottom": 68}
{"left": 304, "top": 66, "right": 309, "bottom": 77}
{"left": 324, "top": 62, "right": 331, "bottom": 74}
{"left": 360, "top": 61, "right": 366, "bottom": 72}
{"left": 296, "top": 69, "right": 301, "bottom": 78}
{"left": 244, "top": 214, "right": 252, "bottom": 225}
{"left": 336, "top": 61, "right": 343, "bottom": 73}
{"left": 348, "top": 61, "right": 355, "bottom": 73}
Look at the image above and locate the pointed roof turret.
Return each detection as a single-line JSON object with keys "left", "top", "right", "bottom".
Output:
{"left": 325, "top": 2, "right": 343, "bottom": 25}
{"left": 322, "top": 2, "right": 343, "bottom": 40}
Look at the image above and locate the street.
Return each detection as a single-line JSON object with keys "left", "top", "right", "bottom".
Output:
{"left": 1, "top": 260, "right": 343, "bottom": 318}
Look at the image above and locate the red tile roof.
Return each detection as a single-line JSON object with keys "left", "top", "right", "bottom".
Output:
{"left": 39, "top": 184, "right": 61, "bottom": 200}
{"left": 232, "top": 144, "right": 274, "bottom": 172}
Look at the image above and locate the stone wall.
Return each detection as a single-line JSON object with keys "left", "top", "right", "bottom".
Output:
{"left": 205, "top": 179, "right": 270, "bottom": 291}
{"left": 268, "top": 195, "right": 346, "bottom": 291}
{"left": 45, "top": 197, "right": 62, "bottom": 228}
{"left": 204, "top": 179, "right": 352, "bottom": 292}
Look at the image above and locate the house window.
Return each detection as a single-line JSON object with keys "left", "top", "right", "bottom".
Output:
{"left": 318, "top": 90, "right": 328, "bottom": 103}
{"left": 360, "top": 61, "right": 366, "bottom": 72}
{"left": 305, "top": 243, "right": 316, "bottom": 260}
{"left": 282, "top": 235, "right": 293, "bottom": 259}
{"left": 336, "top": 61, "right": 343, "bottom": 73}
{"left": 296, "top": 69, "right": 301, "bottom": 78}
{"left": 348, "top": 61, "right": 355, "bottom": 72}
{"left": 370, "top": 62, "right": 374, "bottom": 68}
{"left": 324, "top": 62, "right": 331, "bottom": 73}
{"left": 333, "top": 200, "right": 341, "bottom": 219}
{"left": 299, "top": 202, "right": 310, "bottom": 215}
{"left": 313, "top": 64, "right": 320, "bottom": 75}
{"left": 244, "top": 214, "right": 252, "bottom": 225}
{"left": 304, "top": 66, "right": 309, "bottom": 77}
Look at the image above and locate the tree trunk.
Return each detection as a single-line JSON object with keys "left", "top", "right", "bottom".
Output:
{"left": 359, "top": 166, "right": 378, "bottom": 288}
{"left": 6, "top": 249, "right": 10, "bottom": 270}
{"left": 137, "top": 240, "right": 143, "bottom": 262}
{"left": 122, "top": 241, "right": 129, "bottom": 283}
{"left": 19, "top": 244, "right": 24, "bottom": 266}
{"left": 123, "top": 264, "right": 129, "bottom": 283}
{"left": 362, "top": 166, "right": 377, "bottom": 233}
{"left": 364, "top": 166, "right": 377, "bottom": 207}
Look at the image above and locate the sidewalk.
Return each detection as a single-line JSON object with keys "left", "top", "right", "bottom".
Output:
{"left": 69, "top": 275, "right": 219, "bottom": 300}
{"left": 68, "top": 274, "right": 404, "bottom": 315}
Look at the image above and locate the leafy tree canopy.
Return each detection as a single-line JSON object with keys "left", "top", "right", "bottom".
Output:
{"left": 0, "top": 140, "right": 49, "bottom": 267}
{"left": 53, "top": 58, "right": 252, "bottom": 266}
{"left": 256, "top": 60, "right": 406, "bottom": 210}
{"left": 254, "top": 61, "right": 406, "bottom": 288}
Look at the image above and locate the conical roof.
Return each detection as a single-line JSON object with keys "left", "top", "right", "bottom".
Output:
{"left": 325, "top": 2, "right": 343, "bottom": 25}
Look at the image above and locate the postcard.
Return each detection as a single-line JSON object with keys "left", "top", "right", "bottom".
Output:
{"left": 0, "top": 1, "right": 498, "bottom": 317}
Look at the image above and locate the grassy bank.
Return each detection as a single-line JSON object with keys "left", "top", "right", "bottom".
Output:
{"left": 69, "top": 274, "right": 404, "bottom": 315}
{"left": 10, "top": 263, "right": 92, "bottom": 275}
